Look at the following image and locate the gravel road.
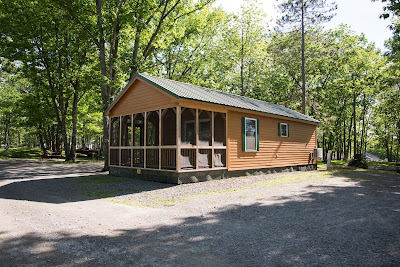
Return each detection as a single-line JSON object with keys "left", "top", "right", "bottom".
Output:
{"left": 0, "top": 159, "right": 399, "bottom": 266}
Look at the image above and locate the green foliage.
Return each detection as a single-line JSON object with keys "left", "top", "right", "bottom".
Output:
{"left": 348, "top": 154, "right": 368, "bottom": 169}
{"left": 0, "top": 0, "right": 398, "bottom": 165}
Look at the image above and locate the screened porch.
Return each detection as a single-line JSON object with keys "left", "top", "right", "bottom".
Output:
{"left": 109, "top": 107, "right": 227, "bottom": 171}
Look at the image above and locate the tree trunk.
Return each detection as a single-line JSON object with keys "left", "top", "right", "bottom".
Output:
{"left": 360, "top": 93, "right": 366, "bottom": 155}
{"left": 240, "top": 26, "right": 245, "bottom": 96}
{"left": 38, "top": 125, "right": 46, "bottom": 153}
{"left": 322, "top": 132, "right": 326, "bottom": 161}
{"left": 301, "top": 2, "right": 306, "bottom": 115}
{"left": 66, "top": 80, "right": 79, "bottom": 162}
{"left": 353, "top": 92, "right": 357, "bottom": 156}
{"left": 97, "top": 0, "right": 110, "bottom": 170}
{"left": 347, "top": 116, "right": 352, "bottom": 160}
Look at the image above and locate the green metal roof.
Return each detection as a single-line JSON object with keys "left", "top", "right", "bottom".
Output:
{"left": 108, "top": 73, "right": 319, "bottom": 124}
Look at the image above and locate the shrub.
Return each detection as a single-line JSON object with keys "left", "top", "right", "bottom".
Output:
{"left": 348, "top": 154, "right": 368, "bottom": 169}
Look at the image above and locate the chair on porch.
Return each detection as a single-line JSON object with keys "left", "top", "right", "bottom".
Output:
{"left": 179, "top": 154, "right": 194, "bottom": 169}
{"left": 198, "top": 153, "right": 210, "bottom": 168}
{"left": 214, "top": 153, "right": 224, "bottom": 168}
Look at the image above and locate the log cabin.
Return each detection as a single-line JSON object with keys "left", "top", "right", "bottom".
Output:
{"left": 105, "top": 73, "right": 319, "bottom": 184}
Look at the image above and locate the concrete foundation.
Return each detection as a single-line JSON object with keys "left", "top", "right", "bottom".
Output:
{"left": 109, "top": 164, "right": 318, "bottom": 184}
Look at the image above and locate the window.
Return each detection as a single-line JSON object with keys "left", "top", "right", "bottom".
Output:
{"left": 242, "top": 117, "right": 259, "bottom": 152}
{"left": 279, "top": 123, "right": 289, "bottom": 137}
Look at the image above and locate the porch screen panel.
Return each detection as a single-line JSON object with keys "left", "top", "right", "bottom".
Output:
{"left": 121, "top": 115, "right": 132, "bottom": 146}
{"left": 121, "top": 149, "right": 131, "bottom": 166}
{"left": 214, "top": 112, "right": 226, "bottom": 146}
{"left": 198, "top": 110, "right": 211, "bottom": 146}
{"left": 180, "top": 149, "right": 196, "bottom": 169}
{"left": 110, "top": 148, "right": 119, "bottom": 165}
{"left": 198, "top": 149, "right": 212, "bottom": 168}
{"left": 181, "top": 108, "right": 196, "bottom": 146}
{"left": 146, "top": 149, "right": 159, "bottom": 168}
{"left": 162, "top": 108, "right": 176, "bottom": 145}
{"left": 110, "top": 117, "right": 120, "bottom": 147}
{"left": 133, "top": 149, "right": 144, "bottom": 167}
{"left": 214, "top": 149, "right": 226, "bottom": 167}
{"left": 147, "top": 111, "right": 159, "bottom": 146}
{"left": 133, "top": 113, "right": 144, "bottom": 146}
{"left": 161, "top": 149, "right": 176, "bottom": 170}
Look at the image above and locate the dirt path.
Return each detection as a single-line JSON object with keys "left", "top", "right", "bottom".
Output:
{"left": 0, "top": 160, "right": 399, "bottom": 266}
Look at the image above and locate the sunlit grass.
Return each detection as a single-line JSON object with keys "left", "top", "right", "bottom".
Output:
{"left": 77, "top": 175, "right": 141, "bottom": 199}
{"left": 318, "top": 159, "right": 399, "bottom": 168}
{"left": 106, "top": 171, "right": 334, "bottom": 207}
{"left": 367, "top": 161, "right": 399, "bottom": 167}
{"left": 0, "top": 146, "right": 104, "bottom": 164}
{"left": 0, "top": 147, "right": 42, "bottom": 159}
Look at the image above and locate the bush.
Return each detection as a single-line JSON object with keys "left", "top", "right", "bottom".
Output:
{"left": 348, "top": 154, "right": 368, "bottom": 169}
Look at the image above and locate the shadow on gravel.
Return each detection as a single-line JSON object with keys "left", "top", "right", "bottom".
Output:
{"left": 0, "top": 162, "right": 104, "bottom": 181}
{"left": 1, "top": 172, "right": 400, "bottom": 266}
{"left": 0, "top": 175, "right": 174, "bottom": 203}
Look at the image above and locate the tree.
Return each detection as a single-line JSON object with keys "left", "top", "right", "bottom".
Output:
{"left": 277, "top": 0, "right": 337, "bottom": 114}
{"left": 0, "top": 0, "right": 95, "bottom": 161}
{"left": 56, "top": 0, "right": 214, "bottom": 169}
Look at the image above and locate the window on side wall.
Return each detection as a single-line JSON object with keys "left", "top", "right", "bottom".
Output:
{"left": 279, "top": 123, "right": 289, "bottom": 137}
{"left": 242, "top": 117, "right": 259, "bottom": 152}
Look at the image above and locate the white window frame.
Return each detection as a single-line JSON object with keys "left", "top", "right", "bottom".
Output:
{"left": 245, "top": 117, "right": 258, "bottom": 152}
{"left": 280, "top": 123, "right": 289, "bottom": 137}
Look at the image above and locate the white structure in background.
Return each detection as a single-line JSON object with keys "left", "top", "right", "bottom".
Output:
{"left": 365, "top": 152, "right": 382, "bottom": 162}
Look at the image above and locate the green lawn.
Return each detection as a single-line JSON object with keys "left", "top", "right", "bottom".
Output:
{"left": 0, "top": 147, "right": 103, "bottom": 164}
{"left": 367, "top": 161, "right": 399, "bottom": 167}
{"left": 317, "top": 160, "right": 347, "bottom": 166}
{"left": 0, "top": 147, "right": 42, "bottom": 159}
{"left": 318, "top": 159, "right": 399, "bottom": 168}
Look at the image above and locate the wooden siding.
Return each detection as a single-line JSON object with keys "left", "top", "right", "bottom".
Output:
{"left": 228, "top": 110, "right": 317, "bottom": 171}
{"left": 108, "top": 79, "right": 177, "bottom": 117}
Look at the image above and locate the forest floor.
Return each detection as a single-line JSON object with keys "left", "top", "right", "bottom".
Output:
{"left": 0, "top": 160, "right": 399, "bottom": 266}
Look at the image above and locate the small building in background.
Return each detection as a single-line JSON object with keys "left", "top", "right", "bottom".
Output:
{"left": 105, "top": 73, "right": 319, "bottom": 184}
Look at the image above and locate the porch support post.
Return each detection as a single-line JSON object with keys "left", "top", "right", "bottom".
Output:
{"left": 226, "top": 112, "right": 229, "bottom": 169}
{"left": 119, "top": 116, "right": 122, "bottom": 166}
{"left": 176, "top": 107, "right": 180, "bottom": 171}
{"left": 108, "top": 117, "right": 111, "bottom": 166}
{"left": 211, "top": 111, "right": 214, "bottom": 168}
{"left": 144, "top": 112, "right": 147, "bottom": 169}
{"left": 159, "top": 109, "right": 162, "bottom": 169}
{"left": 131, "top": 114, "right": 134, "bottom": 168}
{"left": 196, "top": 109, "right": 199, "bottom": 170}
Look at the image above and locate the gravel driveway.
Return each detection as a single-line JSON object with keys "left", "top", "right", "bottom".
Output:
{"left": 0, "top": 160, "right": 399, "bottom": 266}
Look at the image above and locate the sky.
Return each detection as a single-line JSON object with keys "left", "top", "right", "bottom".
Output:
{"left": 215, "top": 0, "right": 392, "bottom": 51}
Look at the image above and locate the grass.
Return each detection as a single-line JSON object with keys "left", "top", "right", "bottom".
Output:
{"left": 0, "top": 146, "right": 103, "bottom": 164}
{"left": 317, "top": 159, "right": 399, "bottom": 168}
{"left": 74, "top": 167, "right": 399, "bottom": 208}
{"left": 76, "top": 175, "right": 141, "bottom": 199}
{"left": 367, "top": 161, "right": 399, "bottom": 167}
{"left": 317, "top": 160, "right": 348, "bottom": 167}
{"left": 0, "top": 147, "right": 42, "bottom": 159}
{"left": 108, "top": 171, "right": 339, "bottom": 207}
